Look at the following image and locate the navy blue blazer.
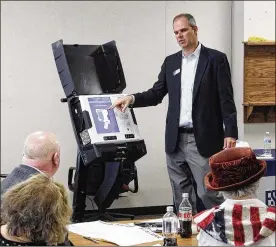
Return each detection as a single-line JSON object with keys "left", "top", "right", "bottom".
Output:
{"left": 1, "top": 164, "right": 39, "bottom": 195}
{"left": 133, "top": 44, "right": 238, "bottom": 157}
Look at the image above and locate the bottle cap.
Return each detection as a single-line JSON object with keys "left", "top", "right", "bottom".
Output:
{"left": 182, "top": 193, "right": 189, "bottom": 198}
{"left": 166, "top": 206, "right": 174, "bottom": 212}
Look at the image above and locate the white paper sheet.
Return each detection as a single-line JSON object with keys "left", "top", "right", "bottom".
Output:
{"left": 236, "top": 140, "right": 250, "bottom": 147}
{"left": 256, "top": 154, "right": 274, "bottom": 160}
{"left": 68, "top": 220, "right": 163, "bottom": 246}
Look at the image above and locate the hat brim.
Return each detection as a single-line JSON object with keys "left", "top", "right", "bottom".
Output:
{"left": 204, "top": 159, "right": 267, "bottom": 191}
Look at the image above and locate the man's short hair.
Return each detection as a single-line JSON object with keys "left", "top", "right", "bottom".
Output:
{"left": 173, "top": 13, "right": 197, "bottom": 27}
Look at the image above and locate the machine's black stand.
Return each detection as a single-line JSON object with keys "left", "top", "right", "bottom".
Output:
{"left": 69, "top": 149, "right": 139, "bottom": 223}
{"left": 69, "top": 156, "right": 87, "bottom": 223}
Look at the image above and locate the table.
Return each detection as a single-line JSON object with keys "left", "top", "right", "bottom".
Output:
{"left": 254, "top": 149, "right": 276, "bottom": 177}
{"left": 68, "top": 219, "right": 198, "bottom": 246}
{"left": 254, "top": 149, "right": 276, "bottom": 206}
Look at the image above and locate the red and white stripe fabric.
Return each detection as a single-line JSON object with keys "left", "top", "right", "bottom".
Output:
{"left": 194, "top": 201, "right": 276, "bottom": 246}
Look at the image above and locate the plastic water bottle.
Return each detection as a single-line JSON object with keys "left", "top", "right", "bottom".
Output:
{"left": 178, "top": 193, "right": 192, "bottom": 238}
{"left": 162, "top": 206, "right": 178, "bottom": 246}
{"left": 264, "top": 132, "right": 272, "bottom": 156}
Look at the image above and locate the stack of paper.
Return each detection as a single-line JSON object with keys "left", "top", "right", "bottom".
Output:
{"left": 68, "top": 220, "right": 163, "bottom": 246}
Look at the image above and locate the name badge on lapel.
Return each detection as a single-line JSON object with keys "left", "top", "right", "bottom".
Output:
{"left": 173, "top": 68, "right": 180, "bottom": 76}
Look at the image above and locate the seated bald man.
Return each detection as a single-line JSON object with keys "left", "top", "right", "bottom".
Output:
{"left": 1, "top": 131, "right": 60, "bottom": 195}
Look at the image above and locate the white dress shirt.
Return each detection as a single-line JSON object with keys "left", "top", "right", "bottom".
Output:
{"left": 131, "top": 43, "right": 201, "bottom": 125}
{"left": 179, "top": 43, "right": 201, "bottom": 127}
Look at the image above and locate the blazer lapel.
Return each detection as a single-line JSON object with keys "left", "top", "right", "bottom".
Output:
{"left": 193, "top": 45, "right": 209, "bottom": 104}
{"left": 173, "top": 51, "right": 183, "bottom": 105}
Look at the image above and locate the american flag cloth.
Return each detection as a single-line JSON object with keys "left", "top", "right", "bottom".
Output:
{"left": 194, "top": 204, "right": 276, "bottom": 246}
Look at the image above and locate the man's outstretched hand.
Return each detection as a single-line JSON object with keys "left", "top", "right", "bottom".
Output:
{"left": 108, "top": 95, "right": 133, "bottom": 112}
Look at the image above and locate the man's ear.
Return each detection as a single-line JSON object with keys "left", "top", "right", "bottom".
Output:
{"left": 193, "top": 26, "right": 198, "bottom": 35}
{"left": 52, "top": 152, "right": 60, "bottom": 167}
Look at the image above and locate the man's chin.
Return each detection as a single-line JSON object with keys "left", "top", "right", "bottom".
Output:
{"left": 179, "top": 43, "right": 187, "bottom": 49}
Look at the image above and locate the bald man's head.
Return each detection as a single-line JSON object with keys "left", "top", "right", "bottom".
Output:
{"left": 22, "top": 131, "right": 60, "bottom": 176}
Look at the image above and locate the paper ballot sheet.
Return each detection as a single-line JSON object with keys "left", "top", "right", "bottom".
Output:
{"left": 68, "top": 220, "right": 163, "bottom": 246}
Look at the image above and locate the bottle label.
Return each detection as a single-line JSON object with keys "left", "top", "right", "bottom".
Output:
{"left": 264, "top": 138, "right": 271, "bottom": 143}
{"left": 178, "top": 210, "right": 192, "bottom": 221}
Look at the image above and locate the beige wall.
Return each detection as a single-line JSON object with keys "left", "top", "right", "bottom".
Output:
{"left": 244, "top": 1, "right": 275, "bottom": 41}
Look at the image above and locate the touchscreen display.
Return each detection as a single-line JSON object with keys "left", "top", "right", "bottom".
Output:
{"left": 88, "top": 97, "right": 119, "bottom": 134}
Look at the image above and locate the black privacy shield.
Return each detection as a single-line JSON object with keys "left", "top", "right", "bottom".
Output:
{"left": 51, "top": 39, "right": 126, "bottom": 98}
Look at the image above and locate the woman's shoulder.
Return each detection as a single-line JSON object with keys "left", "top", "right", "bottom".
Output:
{"left": 0, "top": 231, "right": 47, "bottom": 246}
{"left": 0, "top": 232, "right": 28, "bottom": 246}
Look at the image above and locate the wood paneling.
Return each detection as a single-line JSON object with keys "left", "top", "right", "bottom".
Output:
{"left": 244, "top": 106, "right": 276, "bottom": 123}
{"left": 243, "top": 41, "right": 276, "bottom": 46}
{"left": 243, "top": 43, "right": 276, "bottom": 123}
{"left": 244, "top": 78, "right": 275, "bottom": 103}
{"left": 244, "top": 45, "right": 276, "bottom": 56}
{"left": 245, "top": 66, "right": 275, "bottom": 78}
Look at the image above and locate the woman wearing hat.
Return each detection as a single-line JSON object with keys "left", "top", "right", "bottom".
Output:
{"left": 194, "top": 147, "right": 275, "bottom": 246}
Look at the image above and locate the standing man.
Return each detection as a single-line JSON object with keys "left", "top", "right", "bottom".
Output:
{"left": 110, "top": 13, "right": 238, "bottom": 213}
{"left": 1, "top": 131, "right": 61, "bottom": 195}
